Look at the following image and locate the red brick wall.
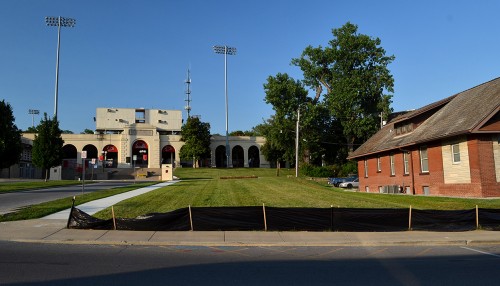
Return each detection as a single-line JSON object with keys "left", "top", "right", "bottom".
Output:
{"left": 357, "top": 135, "right": 500, "bottom": 198}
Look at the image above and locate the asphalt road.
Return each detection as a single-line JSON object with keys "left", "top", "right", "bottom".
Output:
{"left": 1, "top": 241, "right": 499, "bottom": 285}
{"left": 0, "top": 181, "right": 132, "bottom": 215}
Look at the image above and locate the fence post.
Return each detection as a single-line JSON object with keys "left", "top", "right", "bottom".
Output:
{"left": 330, "top": 205, "right": 334, "bottom": 231}
{"left": 408, "top": 205, "right": 412, "bottom": 231}
{"left": 476, "top": 205, "right": 479, "bottom": 230}
{"left": 66, "top": 196, "right": 76, "bottom": 229}
{"left": 112, "top": 206, "right": 117, "bottom": 230}
{"left": 263, "top": 203, "right": 268, "bottom": 231}
{"left": 188, "top": 205, "right": 194, "bottom": 231}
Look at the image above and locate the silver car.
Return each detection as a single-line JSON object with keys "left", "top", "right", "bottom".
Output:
{"left": 339, "top": 178, "right": 359, "bottom": 189}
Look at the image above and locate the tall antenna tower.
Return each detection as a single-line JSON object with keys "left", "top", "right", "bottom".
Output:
{"left": 184, "top": 69, "right": 192, "bottom": 118}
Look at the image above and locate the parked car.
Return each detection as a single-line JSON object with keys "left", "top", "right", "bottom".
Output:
{"left": 339, "top": 178, "right": 359, "bottom": 189}
{"left": 329, "top": 176, "right": 358, "bottom": 187}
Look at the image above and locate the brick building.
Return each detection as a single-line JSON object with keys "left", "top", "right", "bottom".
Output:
{"left": 348, "top": 78, "right": 500, "bottom": 198}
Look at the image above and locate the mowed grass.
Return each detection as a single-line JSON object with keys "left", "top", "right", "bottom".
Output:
{"left": 0, "top": 182, "right": 157, "bottom": 222}
{"left": 94, "top": 168, "right": 500, "bottom": 219}
{"left": 0, "top": 180, "right": 84, "bottom": 193}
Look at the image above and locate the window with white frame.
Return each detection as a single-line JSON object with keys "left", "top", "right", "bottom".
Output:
{"left": 420, "top": 146, "right": 429, "bottom": 173}
{"left": 390, "top": 153, "right": 395, "bottom": 176}
{"left": 452, "top": 143, "right": 461, "bottom": 163}
{"left": 377, "top": 156, "right": 381, "bottom": 172}
{"left": 403, "top": 152, "right": 410, "bottom": 175}
{"left": 364, "top": 159, "right": 368, "bottom": 177}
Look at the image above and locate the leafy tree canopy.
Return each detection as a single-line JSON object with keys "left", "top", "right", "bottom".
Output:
{"left": 179, "top": 117, "right": 211, "bottom": 167}
{"left": 0, "top": 100, "right": 22, "bottom": 169}
{"left": 32, "top": 113, "right": 64, "bottom": 181}
{"left": 81, "top": 129, "right": 95, "bottom": 134}
{"left": 292, "top": 22, "right": 395, "bottom": 150}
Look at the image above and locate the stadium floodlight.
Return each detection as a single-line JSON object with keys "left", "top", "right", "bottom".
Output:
{"left": 28, "top": 109, "right": 40, "bottom": 127}
{"left": 45, "top": 16, "right": 76, "bottom": 119}
{"left": 213, "top": 45, "right": 237, "bottom": 167}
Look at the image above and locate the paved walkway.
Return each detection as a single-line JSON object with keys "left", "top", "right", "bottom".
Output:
{"left": 2, "top": 218, "right": 500, "bottom": 247}
{"left": 43, "top": 181, "right": 178, "bottom": 219}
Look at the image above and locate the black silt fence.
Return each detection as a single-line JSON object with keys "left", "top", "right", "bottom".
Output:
{"left": 67, "top": 206, "right": 500, "bottom": 232}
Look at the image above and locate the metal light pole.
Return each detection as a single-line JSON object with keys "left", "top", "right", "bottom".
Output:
{"left": 28, "top": 109, "right": 40, "bottom": 127}
{"left": 295, "top": 107, "right": 300, "bottom": 178}
{"left": 213, "top": 45, "right": 236, "bottom": 168}
{"left": 45, "top": 16, "right": 75, "bottom": 119}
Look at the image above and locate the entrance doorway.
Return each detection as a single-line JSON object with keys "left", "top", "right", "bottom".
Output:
{"left": 132, "top": 140, "right": 148, "bottom": 168}
{"left": 162, "top": 145, "right": 175, "bottom": 165}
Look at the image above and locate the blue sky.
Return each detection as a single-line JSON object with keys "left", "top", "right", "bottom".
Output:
{"left": 1, "top": 0, "right": 499, "bottom": 134}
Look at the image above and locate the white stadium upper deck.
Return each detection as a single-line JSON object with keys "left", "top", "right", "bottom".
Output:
{"left": 95, "top": 108, "right": 183, "bottom": 134}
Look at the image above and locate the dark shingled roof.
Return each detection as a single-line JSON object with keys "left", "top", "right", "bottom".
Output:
{"left": 349, "top": 77, "right": 500, "bottom": 159}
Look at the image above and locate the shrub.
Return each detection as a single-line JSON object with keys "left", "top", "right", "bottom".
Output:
{"left": 300, "top": 163, "right": 337, "bottom": 178}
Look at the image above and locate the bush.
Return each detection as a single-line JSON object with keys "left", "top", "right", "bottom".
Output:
{"left": 300, "top": 161, "right": 358, "bottom": 178}
{"left": 338, "top": 161, "right": 358, "bottom": 177}
{"left": 300, "top": 163, "right": 337, "bottom": 178}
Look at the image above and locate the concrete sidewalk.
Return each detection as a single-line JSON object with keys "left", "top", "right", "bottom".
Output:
{"left": 2, "top": 218, "right": 500, "bottom": 247}
{"left": 43, "top": 181, "right": 178, "bottom": 219}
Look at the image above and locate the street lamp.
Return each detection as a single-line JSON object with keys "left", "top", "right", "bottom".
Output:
{"left": 28, "top": 109, "right": 40, "bottom": 127}
{"left": 295, "top": 107, "right": 300, "bottom": 177}
{"left": 213, "top": 45, "right": 236, "bottom": 168}
{"left": 45, "top": 16, "right": 76, "bottom": 119}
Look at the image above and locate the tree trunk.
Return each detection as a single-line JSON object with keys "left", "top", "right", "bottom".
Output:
{"left": 44, "top": 168, "right": 49, "bottom": 182}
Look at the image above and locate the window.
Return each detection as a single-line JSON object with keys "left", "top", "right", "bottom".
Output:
{"left": 390, "top": 153, "right": 395, "bottom": 176}
{"left": 364, "top": 159, "right": 368, "bottom": 177}
{"left": 423, "top": 186, "right": 430, "bottom": 195}
{"left": 452, "top": 143, "right": 461, "bottom": 163}
{"left": 420, "top": 146, "right": 429, "bottom": 173}
{"left": 403, "top": 152, "right": 409, "bottom": 175}
{"left": 377, "top": 156, "right": 381, "bottom": 172}
{"left": 135, "top": 109, "right": 146, "bottom": 123}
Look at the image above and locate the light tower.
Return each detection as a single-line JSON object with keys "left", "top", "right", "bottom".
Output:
{"left": 28, "top": 109, "right": 40, "bottom": 127}
{"left": 213, "top": 45, "right": 237, "bottom": 168}
{"left": 185, "top": 69, "right": 192, "bottom": 118}
{"left": 45, "top": 16, "right": 75, "bottom": 119}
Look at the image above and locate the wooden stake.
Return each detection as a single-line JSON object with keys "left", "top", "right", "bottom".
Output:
{"left": 476, "top": 205, "right": 479, "bottom": 230}
{"left": 330, "top": 205, "right": 334, "bottom": 231}
{"left": 408, "top": 205, "right": 412, "bottom": 231}
{"left": 263, "top": 203, "right": 268, "bottom": 231}
{"left": 188, "top": 205, "right": 194, "bottom": 231}
{"left": 112, "top": 206, "right": 117, "bottom": 230}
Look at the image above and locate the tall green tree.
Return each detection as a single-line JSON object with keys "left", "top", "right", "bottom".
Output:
{"left": 0, "top": 100, "right": 23, "bottom": 174}
{"left": 32, "top": 113, "right": 64, "bottom": 181}
{"left": 262, "top": 73, "right": 309, "bottom": 166}
{"left": 179, "top": 117, "right": 211, "bottom": 168}
{"left": 292, "top": 22, "right": 395, "bottom": 151}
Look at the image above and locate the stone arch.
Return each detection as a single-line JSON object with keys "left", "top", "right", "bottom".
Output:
{"left": 215, "top": 145, "right": 226, "bottom": 168}
{"left": 83, "top": 144, "right": 98, "bottom": 160}
{"left": 62, "top": 144, "right": 77, "bottom": 159}
{"left": 132, "top": 140, "right": 149, "bottom": 167}
{"left": 232, "top": 145, "right": 244, "bottom": 168}
{"left": 248, "top": 145, "right": 260, "bottom": 168}
{"left": 62, "top": 144, "right": 78, "bottom": 169}
{"left": 162, "top": 145, "right": 175, "bottom": 165}
{"left": 103, "top": 144, "right": 118, "bottom": 168}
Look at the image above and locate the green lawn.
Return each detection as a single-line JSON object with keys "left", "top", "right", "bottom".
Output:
{"left": 0, "top": 182, "right": 157, "bottom": 222}
{"left": 94, "top": 168, "right": 500, "bottom": 219}
{"left": 0, "top": 180, "right": 84, "bottom": 193}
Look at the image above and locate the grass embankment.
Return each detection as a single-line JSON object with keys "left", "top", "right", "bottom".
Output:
{"left": 93, "top": 168, "right": 500, "bottom": 219}
{"left": 0, "top": 182, "right": 157, "bottom": 222}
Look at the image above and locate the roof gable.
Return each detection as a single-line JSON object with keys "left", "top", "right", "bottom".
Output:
{"left": 349, "top": 77, "right": 500, "bottom": 159}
